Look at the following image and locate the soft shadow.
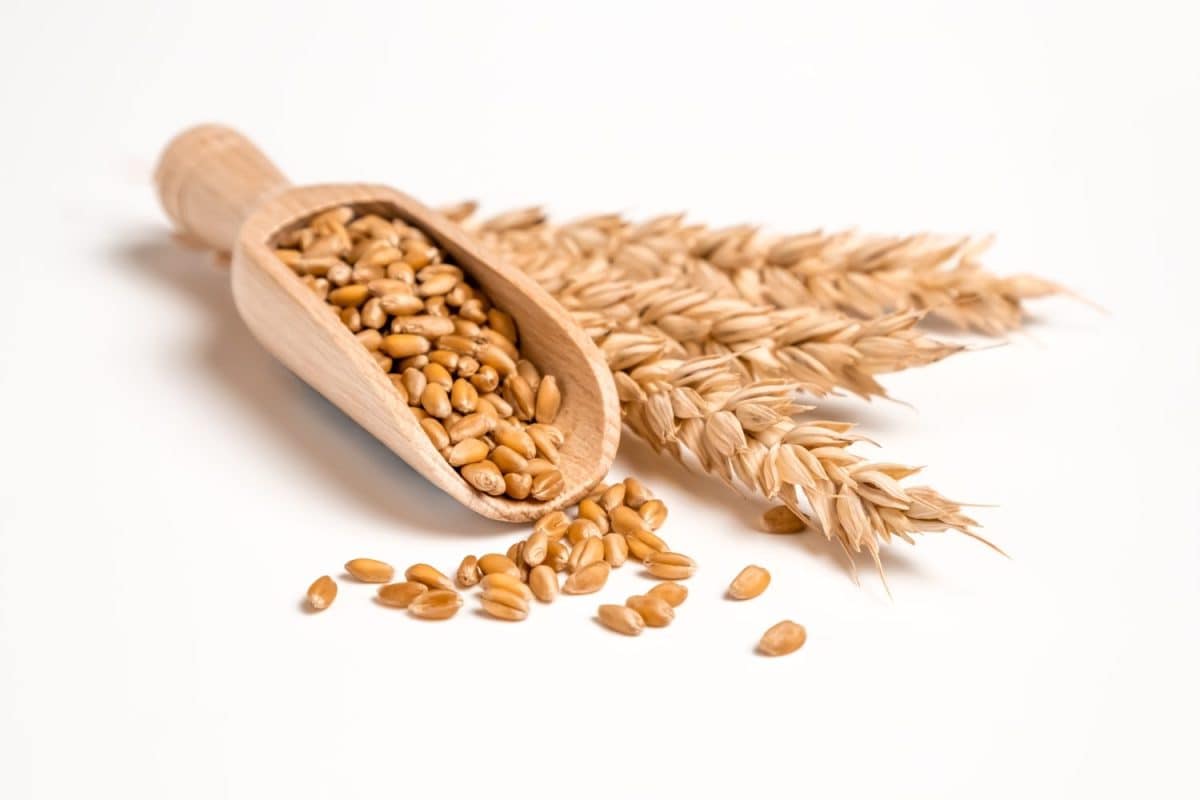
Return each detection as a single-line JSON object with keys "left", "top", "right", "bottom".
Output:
{"left": 116, "top": 227, "right": 510, "bottom": 537}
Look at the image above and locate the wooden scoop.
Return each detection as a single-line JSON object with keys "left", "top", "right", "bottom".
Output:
{"left": 155, "top": 124, "right": 620, "bottom": 522}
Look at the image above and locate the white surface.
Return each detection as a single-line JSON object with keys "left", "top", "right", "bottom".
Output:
{"left": 1, "top": 1, "right": 1198, "bottom": 798}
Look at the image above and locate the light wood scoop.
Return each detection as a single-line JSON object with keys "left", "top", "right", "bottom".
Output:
{"left": 155, "top": 124, "right": 620, "bottom": 522}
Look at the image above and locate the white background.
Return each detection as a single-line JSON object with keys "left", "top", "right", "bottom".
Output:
{"left": 1, "top": 2, "right": 1197, "bottom": 798}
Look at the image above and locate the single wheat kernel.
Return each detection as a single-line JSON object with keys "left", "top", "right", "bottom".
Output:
{"left": 523, "top": 531, "right": 548, "bottom": 566}
{"left": 361, "top": 297, "right": 386, "bottom": 329}
{"left": 638, "top": 499, "right": 668, "bottom": 530}
{"left": 625, "top": 535, "right": 656, "bottom": 563}
{"left": 447, "top": 413, "right": 492, "bottom": 443}
{"left": 345, "top": 558, "right": 395, "bottom": 583}
{"left": 404, "top": 563, "right": 455, "bottom": 591}
{"left": 408, "top": 589, "right": 463, "bottom": 620}
{"left": 567, "top": 536, "right": 604, "bottom": 573}
{"left": 644, "top": 552, "right": 697, "bottom": 580}
{"left": 470, "top": 365, "right": 500, "bottom": 393}
{"left": 484, "top": 308, "right": 515, "bottom": 342}
{"left": 598, "top": 604, "right": 644, "bottom": 636}
{"left": 395, "top": 315, "right": 456, "bottom": 339}
{"left": 523, "top": 458, "right": 556, "bottom": 476}
{"left": 481, "top": 392, "right": 514, "bottom": 419}
{"left": 622, "top": 477, "right": 653, "bottom": 509}
{"left": 534, "top": 510, "right": 570, "bottom": 541}
{"left": 447, "top": 438, "right": 489, "bottom": 466}
{"left": 479, "top": 573, "right": 533, "bottom": 600}
{"left": 400, "top": 367, "right": 426, "bottom": 403}
{"left": 562, "top": 561, "right": 610, "bottom": 594}
{"left": 477, "top": 553, "right": 521, "bottom": 579}
{"left": 526, "top": 426, "right": 560, "bottom": 464}
{"left": 307, "top": 575, "right": 337, "bottom": 610}
{"left": 567, "top": 518, "right": 601, "bottom": 545}
{"left": 760, "top": 505, "right": 808, "bottom": 533}
{"left": 728, "top": 565, "right": 771, "bottom": 600}
{"left": 504, "top": 472, "right": 532, "bottom": 499}
{"left": 602, "top": 533, "right": 629, "bottom": 567}
{"left": 609, "top": 505, "right": 647, "bottom": 536}
{"left": 356, "top": 328, "right": 382, "bottom": 350}
{"left": 528, "top": 565, "right": 559, "bottom": 602}
{"left": 494, "top": 425, "right": 536, "bottom": 459}
{"left": 576, "top": 499, "right": 610, "bottom": 533}
{"left": 479, "top": 587, "right": 530, "bottom": 621}
{"left": 420, "top": 418, "right": 450, "bottom": 450}
{"left": 377, "top": 581, "right": 428, "bottom": 608}
{"left": 585, "top": 482, "right": 609, "bottom": 503}
{"left": 505, "top": 541, "right": 525, "bottom": 567}
{"left": 428, "top": 349, "right": 459, "bottom": 370}
{"left": 329, "top": 284, "right": 369, "bottom": 307}
{"left": 647, "top": 581, "right": 688, "bottom": 607}
{"left": 448, "top": 379, "right": 478, "bottom": 414}
{"left": 387, "top": 374, "right": 410, "bottom": 403}
{"left": 506, "top": 375, "right": 536, "bottom": 421}
{"left": 534, "top": 376, "right": 561, "bottom": 424}
{"left": 422, "top": 361, "right": 454, "bottom": 389}
{"left": 545, "top": 540, "right": 570, "bottom": 572}
{"left": 626, "top": 594, "right": 675, "bottom": 627}
{"left": 380, "top": 293, "right": 424, "bottom": 316}
{"left": 420, "top": 383, "right": 452, "bottom": 419}
{"left": 758, "top": 621, "right": 807, "bottom": 656}
{"left": 483, "top": 327, "right": 518, "bottom": 357}
{"left": 479, "top": 344, "right": 516, "bottom": 377}
{"left": 530, "top": 470, "right": 564, "bottom": 502}
{"left": 461, "top": 460, "right": 506, "bottom": 495}
{"left": 628, "top": 527, "right": 669, "bottom": 553}
{"left": 381, "top": 333, "right": 430, "bottom": 358}
{"left": 515, "top": 359, "right": 541, "bottom": 390}
{"left": 599, "top": 483, "right": 626, "bottom": 513}
{"left": 490, "top": 445, "right": 528, "bottom": 474}
{"left": 456, "top": 555, "right": 480, "bottom": 588}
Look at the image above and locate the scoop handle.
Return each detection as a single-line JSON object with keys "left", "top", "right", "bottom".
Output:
{"left": 155, "top": 125, "right": 291, "bottom": 253}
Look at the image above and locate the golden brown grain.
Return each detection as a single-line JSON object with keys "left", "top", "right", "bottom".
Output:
{"left": 404, "top": 563, "right": 455, "bottom": 591}
{"left": 408, "top": 589, "right": 463, "bottom": 620}
{"left": 456, "top": 555, "right": 480, "bottom": 588}
{"left": 567, "top": 536, "right": 604, "bottom": 573}
{"left": 638, "top": 499, "right": 668, "bottom": 530}
{"left": 479, "top": 586, "right": 529, "bottom": 621}
{"left": 622, "top": 477, "right": 652, "bottom": 509}
{"left": 760, "top": 505, "right": 809, "bottom": 534}
{"left": 626, "top": 594, "right": 674, "bottom": 627}
{"left": 523, "top": 531, "right": 548, "bottom": 566}
{"left": 477, "top": 553, "right": 521, "bottom": 579}
{"left": 609, "top": 505, "right": 647, "bottom": 536}
{"left": 647, "top": 581, "right": 688, "bottom": 607}
{"left": 534, "top": 510, "right": 570, "bottom": 541}
{"left": 576, "top": 498, "right": 610, "bottom": 533}
{"left": 562, "top": 560, "right": 611, "bottom": 594}
{"left": 598, "top": 604, "right": 644, "bottom": 636}
{"left": 479, "top": 572, "right": 533, "bottom": 600}
{"left": 534, "top": 376, "right": 561, "bottom": 424}
{"left": 602, "top": 533, "right": 629, "bottom": 567}
{"left": 377, "top": 581, "right": 428, "bottom": 608}
{"left": 530, "top": 470, "right": 564, "bottom": 502}
{"left": 345, "top": 558, "right": 395, "bottom": 583}
{"left": 545, "top": 540, "right": 570, "bottom": 572}
{"left": 528, "top": 564, "right": 559, "bottom": 602}
{"left": 758, "top": 621, "right": 807, "bottom": 656}
{"left": 566, "top": 518, "right": 601, "bottom": 545}
{"left": 644, "top": 551, "right": 697, "bottom": 580}
{"left": 306, "top": 575, "right": 337, "bottom": 610}
{"left": 728, "top": 565, "right": 771, "bottom": 600}
{"left": 599, "top": 483, "right": 626, "bottom": 513}
{"left": 461, "top": 460, "right": 506, "bottom": 495}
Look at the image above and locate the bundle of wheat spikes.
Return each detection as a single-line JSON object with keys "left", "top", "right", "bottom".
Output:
{"left": 435, "top": 202, "right": 1063, "bottom": 583}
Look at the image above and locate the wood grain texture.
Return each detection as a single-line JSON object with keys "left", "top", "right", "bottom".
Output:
{"left": 155, "top": 125, "right": 620, "bottom": 522}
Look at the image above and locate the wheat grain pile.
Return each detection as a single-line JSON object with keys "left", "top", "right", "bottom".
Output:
{"left": 437, "top": 202, "right": 1060, "bottom": 581}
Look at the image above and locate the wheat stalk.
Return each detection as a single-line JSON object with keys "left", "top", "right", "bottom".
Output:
{"left": 443, "top": 202, "right": 1059, "bottom": 336}
{"left": 453, "top": 204, "right": 963, "bottom": 398}
{"left": 439, "top": 202, "right": 997, "bottom": 576}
